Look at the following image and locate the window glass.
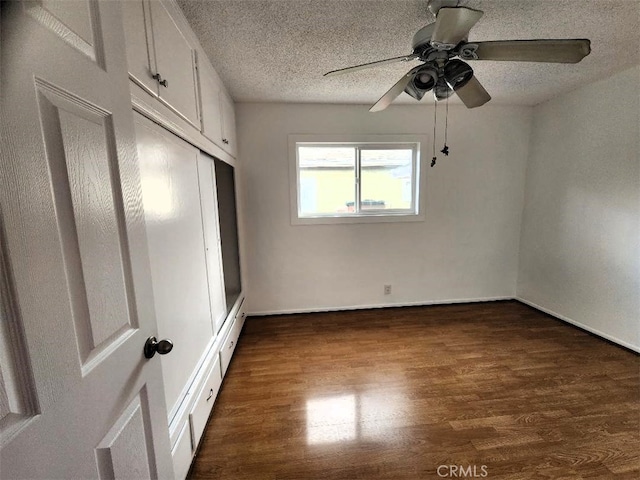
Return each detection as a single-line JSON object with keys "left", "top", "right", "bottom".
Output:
{"left": 298, "top": 147, "right": 355, "bottom": 216}
{"left": 360, "top": 149, "right": 413, "bottom": 211}
{"left": 293, "top": 140, "right": 421, "bottom": 223}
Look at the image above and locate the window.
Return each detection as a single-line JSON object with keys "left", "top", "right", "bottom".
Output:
{"left": 290, "top": 135, "right": 426, "bottom": 225}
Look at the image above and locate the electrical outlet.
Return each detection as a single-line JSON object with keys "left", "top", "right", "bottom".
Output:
{"left": 384, "top": 284, "right": 392, "bottom": 295}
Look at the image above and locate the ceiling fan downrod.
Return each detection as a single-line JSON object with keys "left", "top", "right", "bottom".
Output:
{"left": 427, "top": 0, "right": 470, "bottom": 18}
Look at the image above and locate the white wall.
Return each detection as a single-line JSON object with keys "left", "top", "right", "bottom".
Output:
{"left": 517, "top": 66, "right": 640, "bottom": 351}
{"left": 237, "top": 103, "right": 531, "bottom": 314}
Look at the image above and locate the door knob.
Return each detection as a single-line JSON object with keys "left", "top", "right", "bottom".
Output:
{"left": 144, "top": 336, "right": 174, "bottom": 359}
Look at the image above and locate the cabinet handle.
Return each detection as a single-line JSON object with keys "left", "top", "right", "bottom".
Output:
{"left": 206, "top": 388, "right": 214, "bottom": 402}
{"left": 152, "top": 73, "right": 168, "bottom": 88}
{"left": 229, "top": 340, "right": 234, "bottom": 349}
{"left": 222, "top": 138, "right": 229, "bottom": 144}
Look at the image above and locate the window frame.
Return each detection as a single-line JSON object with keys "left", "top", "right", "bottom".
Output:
{"left": 289, "top": 134, "right": 428, "bottom": 225}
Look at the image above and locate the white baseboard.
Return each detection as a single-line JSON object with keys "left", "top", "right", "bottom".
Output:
{"left": 516, "top": 297, "right": 640, "bottom": 354}
{"left": 248, "top": 296, "right": 639, "bottom": 354}
{"left": 247, "top": 296, "right": 513, "bottom": 317}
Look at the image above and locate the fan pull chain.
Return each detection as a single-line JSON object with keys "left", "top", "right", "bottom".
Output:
{"left": 441, "top": 95, "right": 450, "bottom": 156}
{"left": 431, "top": 97, "right": 438, "bottom": 167}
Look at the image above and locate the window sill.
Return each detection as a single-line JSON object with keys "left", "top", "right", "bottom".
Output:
{"left": 291, "top": 212, "right": 425, "bottom": 226}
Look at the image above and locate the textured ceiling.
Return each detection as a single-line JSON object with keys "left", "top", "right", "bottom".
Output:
{"left": 177, "top": 0, "right": 640, "bottom": 107}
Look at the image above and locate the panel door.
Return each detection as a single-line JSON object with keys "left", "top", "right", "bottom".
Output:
{"left": 134, "top": 114, "right": 215, "bottom": 422}
{"left": 149, "top": 0, "right": 200, "bottom": 127}
{"left": 0, "top": 1, "right": 173, "bottom": 478}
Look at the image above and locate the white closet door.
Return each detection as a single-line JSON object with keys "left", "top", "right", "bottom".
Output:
{"left": 0, "top": 1, "right": 173, "bottom": 478}
{"left": 134, "top": 114, "right": 214, "bottom": 421}
{"left": 197, "top": 153, "right": 228, "bottom": 334}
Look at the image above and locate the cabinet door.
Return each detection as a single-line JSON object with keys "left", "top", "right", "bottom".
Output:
{"left": 220, "top": 91, "right": 237, "bottom": 157}
{"left": 134, "top": 114, "right": 213, "bottom": 421}
{"left": 121, "top": 0, "right": 158, "bottom": 95}
{"left": 197, "top": 153, "right": 227, "bottom": 335}
{"left": 198, "top": 60, "right": 224, "bottom": 146}
{"left": 150, "top": 0, "right": 200, "bottom": 127}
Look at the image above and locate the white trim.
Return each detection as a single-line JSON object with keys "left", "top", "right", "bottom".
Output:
{"left": 247, "top": 296, "right": 513, "bottom": 316}
{"left": 292, "top": 213, "right": 426, "bottom": 225}
{"left": 516, "top": 297, "right": 640, "bottom": 353}
{"left": 288, "top": 134, "right": 428, "bottom": 226}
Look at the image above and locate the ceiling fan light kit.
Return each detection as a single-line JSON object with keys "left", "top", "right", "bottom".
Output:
{"left": 323, "top": 1, "right": 591, "bottom": 113}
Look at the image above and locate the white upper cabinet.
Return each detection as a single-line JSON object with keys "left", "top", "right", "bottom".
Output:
{"left": 122, "top": 0, "right": 200, "bottom": 128}
{"left": 150, "top": 0, "right": 200, "bottom": 126}
{"left": 220, "top": 91, "right": 237, "bottom": 158}
{"left": 198, "top": 58, "right": 237, "bottom": 158}
{"left": 198, "top": 59, "right": 224, "bottom": 147}
{"left": 122, "top": 0, "right": 157, "bottom": 95}
{"left": 123, "top": 0, "right": 237, "bottom": 159}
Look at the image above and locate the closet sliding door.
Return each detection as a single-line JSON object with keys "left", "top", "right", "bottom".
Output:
{"left": 197, "top": 152, "right": 227, "bottom": 335}
{"left": 134, "top": 113, "right": 214, "bottom": 421}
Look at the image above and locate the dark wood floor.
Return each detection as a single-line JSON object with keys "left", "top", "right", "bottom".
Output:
{"left": 189, "top": 301, "right": 639, "bottom": 479}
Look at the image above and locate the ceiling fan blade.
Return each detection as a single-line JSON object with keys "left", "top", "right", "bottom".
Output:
{"left": 369, "top": 72, "right": 415, "bottom": 112}
{"left": 454, "top": 75, "right": 491, "bottom": 108}
{"left": 431, "top": 7, "right": 484, "bottom": 49}
{"left": 324, "top": 54, "right": 418, "bottom": 77}
{"left": 472, "top": 39, "right": 591, "bottom": 63}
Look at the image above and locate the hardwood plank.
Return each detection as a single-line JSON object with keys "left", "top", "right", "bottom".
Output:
{"left": 189, "top": 301, "right": 639, "bottom": 479}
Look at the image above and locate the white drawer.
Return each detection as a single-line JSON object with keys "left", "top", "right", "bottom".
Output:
{"left": 220, "top": 318, "right": 240, "bottom": 377}
{"left": 189, "top": 355, "right": 223, "bottom": 451}
{"left": 171, "top": 420, "right": 193, "bottom": 480}
{"left": 236, "top": 301, "right": 247, "bottom": 332}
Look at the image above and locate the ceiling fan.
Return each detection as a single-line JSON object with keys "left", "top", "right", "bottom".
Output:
{"left": 323, "top": 0, "right": 591, "bottom": 112}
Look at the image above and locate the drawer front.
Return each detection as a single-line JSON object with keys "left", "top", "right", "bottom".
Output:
{"left": 236, "top": 301, "right": 247, "bottom": 332}
{"left": 189, "top": 356, "right": 223, "bottom": 451}
{"left": 171, "top": 420, "right": 193, "bottom": 480}
{"left": 220, "top": 318, "right": 240, "bottom": 377}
